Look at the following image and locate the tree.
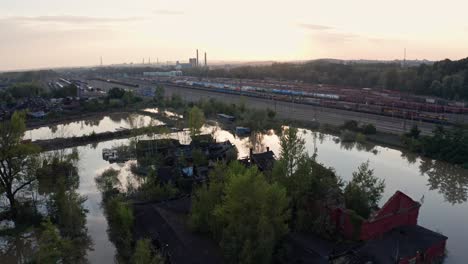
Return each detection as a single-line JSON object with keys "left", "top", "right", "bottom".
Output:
{"left": 35, "top": 219, "right": 71, "bottom": 263}
{"left": 362, "top": 124, "right": 377, "bottom": 135}
{"left": 407, "top": 124, "right": 421, "bottom": 139}
{"left": 108, "top": 87, "right": 126, "bottom": 99}
{"left": 190, "top": 163, "right": 228, "bottom": 235}
{"left": 214, "top": 165, "right": 289, "bottom": 264}
{"left": 8, "top": 82, "right": 44, "bottom": 98}
{"left": 133, "top": 239, "right": 164, "bottom": 264}
{"left": 278, "top": 127, "right": 305, "bottom": 177}
{"left": 273, "top": 129, "right": 343, "bottom": 234}
{"left": 191, "top": 162, "right": 290, "bottom": 263}
{"left": 192, "top": 148, "right": 208, "bottom": 166}
{"left": 0, "top": 112, "right": 40, "bottom": 220}
{"left": 154, "top": 85, "right": 165, "bottom": 103}
{"left": 344, "top": 161, "right": 385, "bottom": 218}
{"left": 188, "top": 106, "right": 205, "bottom": 137}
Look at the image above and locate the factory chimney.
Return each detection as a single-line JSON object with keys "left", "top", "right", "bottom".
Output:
{"left": 196, "top": 49, "right": 199, "bottom": 66}
{"left": 204, "top": 52, "right": 207, "bottom": 66}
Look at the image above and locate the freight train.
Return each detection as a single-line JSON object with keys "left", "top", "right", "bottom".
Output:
{"left": 163, "top": 79, "right": 466, "bottom": 124}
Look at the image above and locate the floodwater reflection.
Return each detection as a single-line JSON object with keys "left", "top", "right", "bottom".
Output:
{"left": 420, "top": 159, "right": 468, "bottom": 204}
{"left": 24, "top": 113, "right": 162, "bottom": 141}
{"left": 7, "top": 123, "right": 466, "bottom": 263}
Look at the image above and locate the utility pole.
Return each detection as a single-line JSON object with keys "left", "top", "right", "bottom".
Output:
{"left": 403, "top": 48, "right": 407, "bottom": 68}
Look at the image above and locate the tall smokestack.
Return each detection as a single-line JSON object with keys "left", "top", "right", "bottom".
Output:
{"left": 204, "top": 52, "right": 207, "bottom": 66}
{"left": 196, "top": 49, "right": 199, "bottom": 66}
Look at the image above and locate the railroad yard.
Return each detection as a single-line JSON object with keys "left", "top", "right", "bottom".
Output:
{"left": 92, "top": 75, "right": 465, "bottom": 135}
{"left": 158, "top": 77, "right": 468, "bottom": 124}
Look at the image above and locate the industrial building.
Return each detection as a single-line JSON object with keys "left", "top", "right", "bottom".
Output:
{"left": 143, "top": 71, "right": 182, "bottom": 77}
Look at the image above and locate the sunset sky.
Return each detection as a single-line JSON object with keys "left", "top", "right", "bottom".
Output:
{"left": 1, "top": 0, "right": 468, "bottom": 71}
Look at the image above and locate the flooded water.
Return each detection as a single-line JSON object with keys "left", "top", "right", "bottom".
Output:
{"left": 75, "top": 139, "right": 136, "bottom": 263}
{"left": 143, "top": 108, "right": 184, "bottom": 119}
{"left": 208, "top": 126, "right": 468, "bottom": 263}
{"left": 24, "top": 113, "right": 163, "bottom": 141}
{"left": 3, "top": 120, "right": 467, "bottom": 263}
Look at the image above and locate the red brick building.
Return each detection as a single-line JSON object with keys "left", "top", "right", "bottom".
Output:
{"left": 329, "top": 191, "right": 447, "bottom": 263}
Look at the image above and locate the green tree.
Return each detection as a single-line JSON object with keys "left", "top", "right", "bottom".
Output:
{"left": 278, "top": 127, "right": 305, "bottom": 177}
{"left": 108, "top": 87, "right": 126, "bottom": 99}
{"left": 133, "top": 239, "right": 164, "bottom": 264}
{"left": 190, "top": 163, "right": 229, "bottom": 235}
{"left": 154, "top": 85, "right": 165, "bottom": 103}
{"left": 407, "top": 124, "right": 421, "bottom": 139}
{"left": 191, "top": 162, "right": 290, "bottom": 263}
{"left": 106, "top": 195, "right": 135, "bottom": 261}
{"left": 362, "top": 124, "right": 377, "bottom": 135}
{"left": 188, "top": 106, "right": 205, "bottom": 137}
{"left": 344, "top": 161, "right": 385, "bottom": 218}
{"left": 192, "top": 148, "right": 208, "bottom": 166}
{"left": 35, "top": 219, "right": 72, "bottom": 263}
{"left": 122, "top": 91, "right": 135, "bottom": 105}
{"left": 273, "top": 129, "right": 343, "bottom": 234}
{"left": 0, "top": 112, "right": 40, "bottom": 220}
{"left": 8, "top": 82, "right": 44, "bottom": 98}
{"left": 214, "top": 165, "right": 289, "bottom": 264}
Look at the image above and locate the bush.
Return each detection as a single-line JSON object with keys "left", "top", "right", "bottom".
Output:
{"left": 137, "top": 182, "right": 179, "bottom": 201}
{"left": 342, "top": 120, "right": 359, "bottom": 131}
{"left": 355, "top": 133, "right": 367, "bottom": 143}
{"left": 340, "top": 130, "right": 357, "bottom": 142}
{"left": 362, "top": 124, "right": 377, "bottom": 135}
{"left": 133, "top": 239, "right": 164, "bottom": 264}
{"left": 105, "top": 195, "right": 134, "bottom": 261}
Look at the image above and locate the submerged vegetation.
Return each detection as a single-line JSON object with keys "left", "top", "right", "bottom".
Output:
{"left": 402, "top": 124, "right": 468, "bottom": 167}
{"left": 0, "top": 84, "right": 464, "bottom": 263}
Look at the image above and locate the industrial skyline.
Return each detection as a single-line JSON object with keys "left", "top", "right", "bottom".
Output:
{"left": 1, "top": 0, "right": 468, "bottom": 71}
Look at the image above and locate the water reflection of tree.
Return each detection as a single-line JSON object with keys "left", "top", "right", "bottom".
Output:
{"left": 0, "top": 232, "right": 37, "bottom": 263}
{"left": 1, "top": 150, "right": 92, "bottom": 263}
{"left": 401, "top": 151, "right": 419, "bottom": 165}
{"left": 245, "top": 132, "right": 266, "bottom": 153}
{"left": 339, "top": 140, "right": 378, "bottom": 154}
{"left": 419, "top": 158, "right": 468, "bottom": 204}
{"left": 37, "top": 151, "right": 93, "bottom": 262}
{"left": 50, "top": 124, "right": 58, "bottom": 134}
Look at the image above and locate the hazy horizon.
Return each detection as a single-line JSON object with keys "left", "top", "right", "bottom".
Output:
{"left": 2, "top": 0, "right": 468, "bottom": 71}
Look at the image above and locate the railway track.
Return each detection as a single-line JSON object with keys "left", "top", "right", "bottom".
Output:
{"left": 162, "top": 84, "right": 445, "bottom": 135}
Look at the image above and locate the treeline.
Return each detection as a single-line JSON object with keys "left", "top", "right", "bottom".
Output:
{"left": 0, "top": 70, "right": 57, "bottom": 83}
{"left": 0, "top": 82, "right": 78, "bottom": 104}
{"left": 403, "top": 125, "right": 468, "bottom": 168}
{"left": 185, "top": 58, "right": 468, "bottom": 100}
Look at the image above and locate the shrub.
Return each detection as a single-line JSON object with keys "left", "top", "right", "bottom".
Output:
{"left": 355, "top": 133, "right": 367, "bottom": 143}
{"left": 342, "top": 120, "right": 359, "bottom": 131}
{"left": 362, "top": 124, "right": 377, "bottom": 135}
{"left": 340, "top": 130, "right": 357, "bottom": 142}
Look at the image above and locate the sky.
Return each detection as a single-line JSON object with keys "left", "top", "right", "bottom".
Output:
{"left": 1, "top": 0, "right": 468, "bottom": 71}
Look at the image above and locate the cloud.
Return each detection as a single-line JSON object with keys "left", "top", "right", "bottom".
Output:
{"left": 5, "top": 15, "right": 143, "bottom": 24}
{"left": 312, "top": 32, "right": 358, "bottom": 43}
{"left": 299, "top": 23, "right": 333, "bottom": 31}
{"left": 153, "top": 9, "right": 184, "bottom": 15}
